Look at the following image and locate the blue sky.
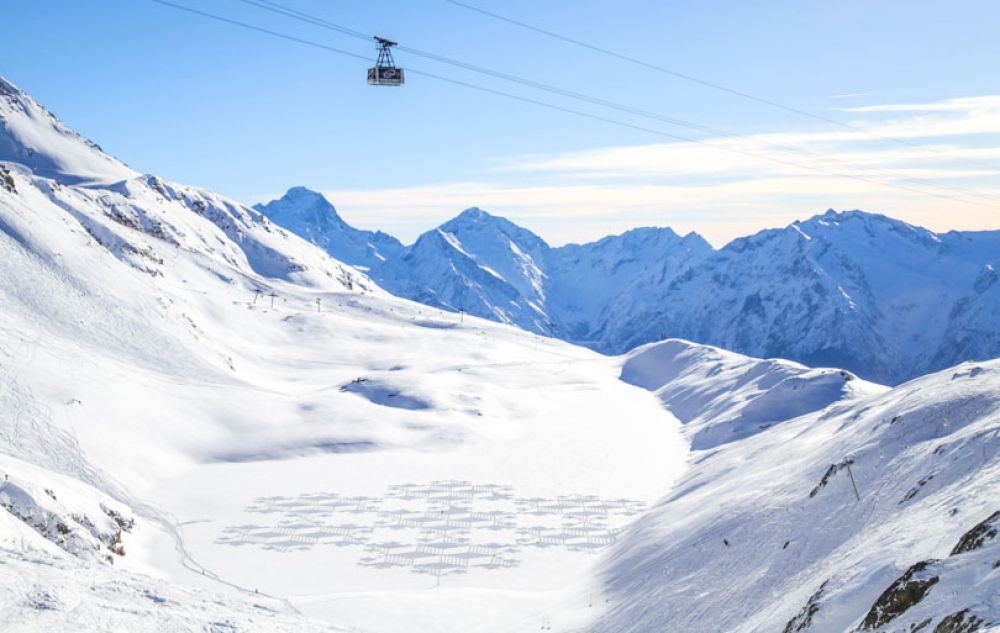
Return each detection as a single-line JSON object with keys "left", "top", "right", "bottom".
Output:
{"left": 5, "top": 0, "right": 1000, "bottom": 245}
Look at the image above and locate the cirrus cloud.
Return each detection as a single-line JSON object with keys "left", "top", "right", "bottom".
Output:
{"left": 253, "top": 94, "right": 1000, "bottom": 247}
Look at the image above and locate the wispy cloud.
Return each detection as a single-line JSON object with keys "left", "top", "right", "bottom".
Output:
{"left": 843, "top": 95, "right": 1000, "bottom": 113}
{"left": 276, "top": 95, "right": 1000, "bottom": 247}
{"left": 829, "top": 92, "right": 874, "bottom": 100}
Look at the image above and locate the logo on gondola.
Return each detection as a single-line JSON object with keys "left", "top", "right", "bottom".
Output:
{"left": 382, "top": 69, "right": 398, "bottom": 78}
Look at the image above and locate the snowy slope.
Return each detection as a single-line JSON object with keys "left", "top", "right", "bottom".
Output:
{"left": 0, "top": 452, "right": 336, "bottom": 633}
{"left": 0, "top": 77, "right": 137, "bottom": 186}
{"left": 595, "top": 341, "right": 1000, "bottom": 633}
{"left": 0, "top": 546, "right": 342, "bottom": 633}
{"left": 0, "top": 75, "right": 377, "bottom": 630}
{"left": 0, "top": 75, "right": 687, "bottom": 633}
{"left": 621, "top": 339, "right": 885, "bottom": 450}
{"left": 262, "top": 188, "right": 1000, "bottom": 384}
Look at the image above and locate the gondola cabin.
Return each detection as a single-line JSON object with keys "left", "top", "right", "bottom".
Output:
{"left": 368, "top": 66, "right": 404, "bottom": 86}
{"left": 368, "top": 37, "right": 405, "bottom": 86}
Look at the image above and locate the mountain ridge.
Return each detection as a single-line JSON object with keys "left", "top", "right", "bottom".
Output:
{"left": 258, "top": 187, "right": 1000, "bottom": 384}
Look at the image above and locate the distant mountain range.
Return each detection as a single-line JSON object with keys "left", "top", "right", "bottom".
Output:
{"left": 256, "top": 189, "right": 1000, "bottom": 384}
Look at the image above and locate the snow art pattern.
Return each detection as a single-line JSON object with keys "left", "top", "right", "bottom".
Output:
{"left": 216, "top": 480, "right": 644, "bottom": 580}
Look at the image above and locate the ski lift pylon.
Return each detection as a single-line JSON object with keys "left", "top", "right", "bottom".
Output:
{"left": 368, "top": 36, "right": 405, "bottom": 86}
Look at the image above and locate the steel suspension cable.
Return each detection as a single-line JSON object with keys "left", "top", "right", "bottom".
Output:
{"left": 233, "top": 0, "right": 1000, "bottom": 205}
{"left": 148, "top": 0, "right": 999, "bottom": 210}
{"left": 441, "top": 0, "right": 1000, "bottom": 174}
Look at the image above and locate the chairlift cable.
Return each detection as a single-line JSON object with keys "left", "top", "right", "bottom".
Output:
{"left": 441, "top": 0, "right": 1000, "bottom": 175}
{"left": 235, "top": 0, "right": 1000, "bottom": 205}
{"left": 148, "top": 0, "right": 999, "bottom": 211}
{"left": 150, "top": 0, "right": 371, "bottom": 62}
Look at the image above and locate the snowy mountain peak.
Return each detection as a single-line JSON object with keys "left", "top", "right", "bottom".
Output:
{"left": 455, "top": 206, "right": 490, "bottom": 221}
{"left": 799, "top": 207, "right": 941, "bottom": 245}
{"left": 0, "top": 74, "right": 138, "bottom": 185}
{"left": 439, "top": 206, "right": 549, "bottom": 248}
{"left": 254, "top": 186, "right": 344, "bottom": 226}
{"left": 584, "top": 225, "right": 682, "bottom": 248}
{"left": 283, "top": 185, "right": 333, "bottom": 203}
{"left": 0, "top": 76, "right": 20, "bottom": 97}
{"left": 810, "top": 207, "right": 871, "bottom": 224}
{"left": 725, "top": 223, "right": 806, "bottom": 254}
{"left": 269, "top": 186, "right": 336, "bottom": 211}
{"left": 440, "top": 206, "right": 497, "bottom": 230}
{"left": 256, "top": 187, "right": 403, "bottom": 271}
{"left": 811, "top": 207, "right": 884, "bottom": 223}
{"left": 799, "top": 208, "right": 897, "bottom": 229}
{"left": 1, "top": 79, "right": 371, "bottom": 297}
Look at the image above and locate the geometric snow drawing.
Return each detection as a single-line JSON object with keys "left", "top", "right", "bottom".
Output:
{"left": 216, "top": 480, "right": 645, "bottom": 583}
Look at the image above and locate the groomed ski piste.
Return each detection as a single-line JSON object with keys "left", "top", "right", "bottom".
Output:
{"left": 2, "top": 75, "right": 999, "bottom": 632}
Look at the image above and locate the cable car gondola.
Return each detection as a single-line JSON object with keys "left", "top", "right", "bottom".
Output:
{"left": 368, "top": 37, "right": 404, "bottom": 86}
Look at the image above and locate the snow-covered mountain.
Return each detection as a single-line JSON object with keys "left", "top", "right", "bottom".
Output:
{"left": 260, "top": 189, "right": 1000, "bottom": 384}
{"left": 547, "top": 226, "right": 714, "bottom": 343}
{"left": 601, "top": 210, "right": 1000, "bottom": 385}
{"left": 603, "top": 339, "right": 1000, "bottom": 633}
{"left": 0, "top": 77, "right": 138, "bottom": 186}
{"left": 252, "top": 186, "right": 404, "bottom": 272}
{"left": 258, "top": 189, "right": 713, "bottom": 342}
{"left": 377, "top": 207, "right": 559, "bottom": 333}
{"left": 2, "top": 74, "right": 998, "bottom": 633}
